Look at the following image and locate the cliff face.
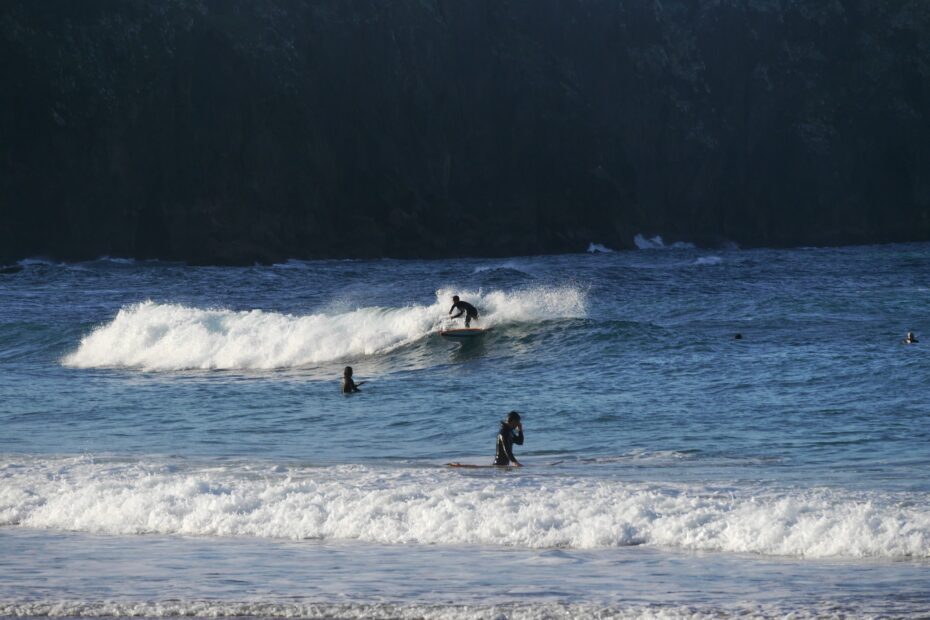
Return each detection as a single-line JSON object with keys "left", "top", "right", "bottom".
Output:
{"left": 2, "top": 0, "right": 929, "bottom": 264}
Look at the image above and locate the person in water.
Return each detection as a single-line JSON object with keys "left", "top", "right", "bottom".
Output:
{"left": 904, "top": 331, "right": 919, "bottom": 344}
{"left": 493, "top": 411, "right": 524, "bottom": 466}
{"left": 449, "top": 295, "right": 479, "bottom": 327}
{"left": 341, "top": 366, "right": 364, "bottom": 393}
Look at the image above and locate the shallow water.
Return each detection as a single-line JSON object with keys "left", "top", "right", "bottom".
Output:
{"left": 1, "top": 245, "right": 929, "bottom": 618}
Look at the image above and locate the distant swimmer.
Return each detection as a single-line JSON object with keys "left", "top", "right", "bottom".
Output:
{"left": 493, "top": 411, "right": 524, "bottom": 467}
{"left": 449, "top": 295, "right": 479, "bottom": 327}
{"left": 904, "top": 331, "right": 919, "bottom": 344}
{"left": 341, "top": 366, "right": 365, "bottom": 393}
{"left": 734, "top": 333, "right": 743, "bottom": 340}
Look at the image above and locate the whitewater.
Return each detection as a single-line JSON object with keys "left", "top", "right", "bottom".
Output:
{"left": 63, "top": 286, "right": 587, "bottom": 370}
{"left": 3, "top": 455, "right": 928, "bottom": 558}
{"left": 2, "top": 245, "right": 929, "bottom": 619}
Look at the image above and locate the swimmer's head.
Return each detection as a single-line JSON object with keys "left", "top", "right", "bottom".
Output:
{"left": 505, "top": 411, "right": 521, "bottom": 425}
{"left": 452, "top": 295, "right": 460, "bottom": 303}
{"left": 344, "top": 366, "right": 353, "bottom": 377}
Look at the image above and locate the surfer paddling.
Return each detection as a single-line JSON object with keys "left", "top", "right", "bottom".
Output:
{"left": 904, "top": 331, "right": 919, "bottom": 344}
{"left": 341, "top": 366, "right": 365, "bottom": 393}
{"left": 494, "top": 411, "right": 524, "bottom": 466}
{"left": 449, "top": 295, "right": 479, "bottom": 327}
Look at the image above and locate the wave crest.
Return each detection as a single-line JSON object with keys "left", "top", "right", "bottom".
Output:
{"left": 62, "top": 286, "right": 587, "bottom": 371}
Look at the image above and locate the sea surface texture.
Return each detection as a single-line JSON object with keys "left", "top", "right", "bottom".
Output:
{"left": 1, "top": 244, "right": 929, "bottom": 619}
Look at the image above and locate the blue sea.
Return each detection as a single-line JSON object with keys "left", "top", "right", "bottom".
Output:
{"left": 1, "top": 243, "right": 929, "bottom": 619}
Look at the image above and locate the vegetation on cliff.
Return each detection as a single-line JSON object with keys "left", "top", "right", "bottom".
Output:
{"left": 2, "top": 0, "right": 928, "bottom": 263}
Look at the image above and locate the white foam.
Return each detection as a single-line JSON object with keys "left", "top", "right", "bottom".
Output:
{"left": 62, "top": 286, "right": 587, "bottom": 371}
{"left": 634, "top": 235, "right": 696, "bottom": 250}
{"left": 0, "top": 600, "right": 883, "bottom": 619}
{"left": 2, "top": 457, "right": 928, "bottom": 559}
{"left": 587, "top": 242, "right": 615, "bottom": 253}
{"left": 694, "top": 256, "right": 723, "bottom": 266}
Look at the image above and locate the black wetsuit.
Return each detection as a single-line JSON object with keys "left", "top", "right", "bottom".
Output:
{"left": 493, "top": 423, "right": 524, "bottom": 465}
{"left": 341, "top": 377, "right": 359, "bottom": 393}
{"left": 450, "top": 300, "right": 479, "bottom": 327}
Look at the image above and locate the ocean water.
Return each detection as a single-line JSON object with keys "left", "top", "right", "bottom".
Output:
{"left": 1, "top": 244, "right": 929, "bottom": 619}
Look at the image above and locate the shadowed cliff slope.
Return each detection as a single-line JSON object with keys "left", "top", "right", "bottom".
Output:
{"left": 2, "top": 0, "right": 929, "bottom": 263}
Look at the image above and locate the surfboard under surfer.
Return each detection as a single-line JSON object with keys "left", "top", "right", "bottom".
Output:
{"left": 449, "top": 295, "right": 479, "bottom": 327}
{"left": 493, "top": 411, "right": 524, "bottom": 466}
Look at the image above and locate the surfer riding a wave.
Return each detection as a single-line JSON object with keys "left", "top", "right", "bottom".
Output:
{"left": 449, "top": 295, "right": 479, "bottom": 327}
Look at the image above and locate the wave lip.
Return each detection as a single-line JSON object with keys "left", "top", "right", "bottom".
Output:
{"left": 62, "top": 286, "right": 587, "bottom": 371}
{"left": 2, "top": 457, "right": 928, "bottom": 560}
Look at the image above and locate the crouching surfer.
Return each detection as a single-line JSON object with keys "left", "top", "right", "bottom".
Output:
{"left": 341, "top": 366, "right": 365, "bottom": 393}
{"left": 494, "top": 411, "right": 524, "bottom": 467}
{"left": 449, "top": 295, "right": 479, "bottom": 327}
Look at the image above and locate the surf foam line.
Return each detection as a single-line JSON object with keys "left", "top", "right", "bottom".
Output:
{"left": 0, "top": 600, "right": 900, "bottom": 620}
{"left": 62, "top": 285, "right": 587, "bottom": 371}
{"left": 2, "top": 457, "right": 928, "bottom": 560}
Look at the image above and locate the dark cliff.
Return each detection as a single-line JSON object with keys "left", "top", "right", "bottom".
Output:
{"left": 2, "top": 0, "right": 929, "bottom": 264}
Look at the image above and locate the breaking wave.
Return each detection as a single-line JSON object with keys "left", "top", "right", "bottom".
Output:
{"left": 61, "top": 285, "right": 587, "bottom": 371}
{"left": 2, "top": 456, "right": 928, "bottom": 560}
